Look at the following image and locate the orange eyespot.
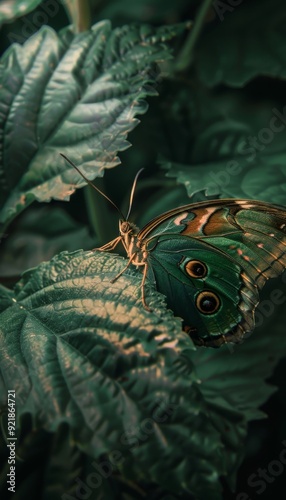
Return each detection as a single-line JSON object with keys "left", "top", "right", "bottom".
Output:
{"left": 185, "top": 260, "right": 207, "bottom": 278}
{"left": 196, "top": 291, "right": 220, "bottom": 314}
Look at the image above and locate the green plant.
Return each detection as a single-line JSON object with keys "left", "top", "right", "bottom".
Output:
{"left": 1, "top": 1, "right": 286, "bottom": 499}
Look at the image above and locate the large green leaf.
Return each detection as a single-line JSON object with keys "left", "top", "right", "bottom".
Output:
{"left": 163, "top": 141, "right": 286, "bottom": 204}
{"left": 0, "top": 249, "right": 226, "bottom": 499}
{"left": 1, "top": 249, "right": 286, "bottom": 498}
{"left": 195, "top": 0, "right": 286, "bottom": 87}
{"left": 0, "top": 0, "right": 42, "bottom": 26}
{"left": 0, "top": 20, "right": 186, "bottom": 228}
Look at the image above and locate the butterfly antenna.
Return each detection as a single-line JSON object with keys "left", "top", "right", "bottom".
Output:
{"left": 60, "top": 153, "right": 125, "bottom": 219}
{"left": 125, "top": 168, "right": 144, "bottom": 221}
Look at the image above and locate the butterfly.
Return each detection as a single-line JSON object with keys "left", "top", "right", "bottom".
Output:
{"left": 60, "top": 154, "right": 286, "bottom": 347}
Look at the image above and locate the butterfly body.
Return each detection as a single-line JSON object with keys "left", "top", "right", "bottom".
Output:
{"left": 102, "top": 199, "right": 286, "bottom": 347}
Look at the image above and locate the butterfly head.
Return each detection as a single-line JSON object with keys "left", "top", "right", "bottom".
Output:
{"left": 119, "top": 220, "right": 139, "bottom": 237}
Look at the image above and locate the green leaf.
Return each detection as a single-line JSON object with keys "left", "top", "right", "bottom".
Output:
{"left": 1, "top": 249, "right": 285, "bottom": 498}
{"left": 0, "top": 249, "right": 226, "bottom": 499}
{"left": 162, "top": 90, "right": 286, "bottom": 203}
{"left": 0, "top": 0, "right": 42, "bottom": 26}
{"left": 0, "top": 284, "right": 14, "bottom": 313}
{"left": 163, "top": 149, "right": 286, "bottom": 205}
{"left": 195, "top": 0, "right": 286, "bottom": 87}
{"left": 0, "top": 20, "right": 186, "bottom": 228}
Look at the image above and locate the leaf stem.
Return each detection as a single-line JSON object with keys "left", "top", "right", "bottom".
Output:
{"left": 63, "top": 0, "right": 91, "bottom": 33}
{"left": 175, "top": 0, "right": 213, "bottom": 72}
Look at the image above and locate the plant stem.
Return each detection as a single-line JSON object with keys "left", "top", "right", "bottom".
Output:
{"left": 63, "top": 0, "right": 91, "bottom": 33}
{"left": 175, "top": 0, "right": 213, "bottom": 72}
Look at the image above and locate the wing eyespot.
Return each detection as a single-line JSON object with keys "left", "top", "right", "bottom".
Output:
{"left": 196, "top": 291, "right": 221, "bottom": 314}
{"left": 185, "top": 260, "right": 207, "bottom": 278}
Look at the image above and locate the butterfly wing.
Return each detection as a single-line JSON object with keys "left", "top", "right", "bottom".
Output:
{"left": 138, "top": 200, "right": 286, "bottom": 346}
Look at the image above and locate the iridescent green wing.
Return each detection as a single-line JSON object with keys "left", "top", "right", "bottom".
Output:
{"left": 138, "top": 200, "right": 286, "bottom": 347}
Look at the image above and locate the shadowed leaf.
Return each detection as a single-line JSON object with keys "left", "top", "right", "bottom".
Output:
{"left": 196, "top": 0, "right": 286, "bottom": 87}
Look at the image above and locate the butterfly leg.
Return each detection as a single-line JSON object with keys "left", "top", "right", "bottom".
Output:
{"left": 110, "top": 253, "right": 137, "bottom": 284}
{"left": 140, "top": 262, "right": 152, "bottom": 312}
{"left": 110, "top": 254, "right": 152, "bottom": 312}
{"left": 94, "top": 236, "right": 122, "bottom": 252}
